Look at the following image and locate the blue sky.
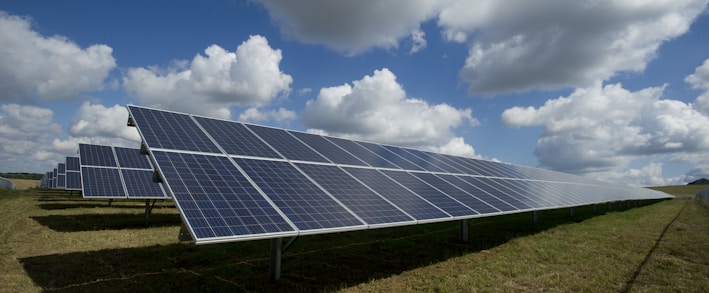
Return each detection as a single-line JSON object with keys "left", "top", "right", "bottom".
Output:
{"left": 1, "top": 0, "right": 709, "bottom": 186}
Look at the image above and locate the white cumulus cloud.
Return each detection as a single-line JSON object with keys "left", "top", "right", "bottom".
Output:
{"left": 687, "top": 58, "right": 709, "bottom": 114}
{"left": 0, "top": 11, "right": 116, "bottom": 103}
{"left": 302, "top": 68, "right": 478, "bottom": 152}
{"left": 257, "top": 0, "right": 440, "bottom": 55}
{"left": 123, "top": 35, "right": 292, "bottom": 119}
{"left": 238, "top": 107, "right": 297, "bottom": 124}
{"left": 0, "top": 104, "right": 62, "bottom": 172}
{"left": 501, "top": 81, "right": 709, "bottom": 182}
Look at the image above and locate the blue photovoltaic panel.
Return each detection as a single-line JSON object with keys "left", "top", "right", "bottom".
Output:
{"left": 295, "top": 163, "right": 414, "bottom": 225}
{"left": 128, "top": 106, "right": 221, "bottom": 153}
{"left": 410, "top": 172, "right": 499, "bottom": 214}
{"left": 445, "top": 175, "right": 516, "bottom": 212}
{"left": 355, "top": 141, "right": 424, "bottom": 171}
{"left": 79, "top": 144, "right": 117, "bottom": 167}
{"left": 151, "top": 151, "right": 296, "bottom": 241}
{"left": 194, "top": 116, "right": 282, "bottom": 159}
{"left": 114, "top": 146, "right": 152, "bottom": 169}
{"left": 127, "top": 105, "right": 674, "bottom": 247}
{"left": 380, "top": 146, "right": 448, "bottom": 173}
{"left": 461, "top": 177, "right": 535, "bottom": 210}
{"left": 380, "top": 170, "right": 474, "bottom": 217}
{"left": 234, "top": 158, "right": 365, "bottom": 231}
{"left": 57, "top": 174, "right": 66, "bottom": 188}
{"left": 325, "top": 136, "right": 400, "bottom": 169}
{"left": 244, "top": 125, "right": 330, "bottom": 163}
{"left": 121, "top": 169, "right": 166, "bottom": 198}
{"left": 65, "top": 172, "right": 82, "bottom": 190}
{"left": 409, "top": 150, "right": 467, "bottom": 174}
{"left": 289, "top": 131, "right": 367, "bottom": 166}
{"left": 58, "top": 163, "right": 66, "bottom": 174}
{"left": 66, "top": 157, "right": 80, "bottom": 171}
{"left": 81, "top": 167, "right": 126, "bottom": 197}
{"left": 343, "top": 167, "right": 450, "bottom": 221}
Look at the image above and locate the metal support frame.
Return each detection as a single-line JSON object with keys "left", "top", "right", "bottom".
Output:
{"left": 460, "top": 220, "right": 469, "bottom": 242}
{"left": 144, "top": 199, "right": 157, "bottom": 225}
{"left": 532, "top": 211, "right": 538, "bottom": 223}
{"left": 108, "top": 198, "right": 113, "bottom": 206}
{"left": 269, "top": 236, "right": 298, "bottom": 281}
{"left": 568, "top": 207, "right": 574, "bottom": 217}
{"left": 607, "top": 202, "right": 612, "bottom": 211}
{"left": 592, "top": 204, "right": 597, "bottom": 213}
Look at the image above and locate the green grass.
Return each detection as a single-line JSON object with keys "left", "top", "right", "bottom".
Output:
{"left": 0, "top": 186, "right": 707, "bottom": 292}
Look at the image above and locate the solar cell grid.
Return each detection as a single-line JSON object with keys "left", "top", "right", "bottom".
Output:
{"left": 343, "top": 167, "right": 450, "bottom": 221}
{"left": 151, "top": 151, "right": 296, "bottom": 241}
{"left": 114, "top": 146, "right": 152, "bottom": 169}
{"left": 325, "top": 137, "right": 399, "bottom": 169}
{"left": 128, "top": 106, "right": 221, "bottom": 153}
{"left": 234, "top": 158, "right": 365, "bottom": 231}
{"left": 411, "top": 172, "right": 498, "bottom": 214}
{"left": 66, "top": 157, "right": 80, "bottom": 171}
{"left": 380, "top": 170, "right": 474, "bottom": 217}
{"left": 463, "top": 177, "right": 535, "bottom": 210}
{"left": 58, "top": 163, "right": 66, "bottom": 174}
{"left": 65, "top": 172, "right": 82, "bottom": 190}
{"left": 79, "top": 144, "right": 117, "bottom": 167}
{"left": 380, "top": 146, "right": 448, "bottom": 172}
{"left": 404, "top": 149, "right": 466, "bottom": 173}
{"left": 121, "top": 169, "right": 166, "bottom": 198}
{"left": 244, "top": 125, "right": 330, "bottom": 163}
{"left": 295, "top": 163, "right": 414, "bottom": 225}
{"left": 194, "top": 116, "right": 282, "bottom": 159}
{"left": 81, "top": 167, "right": 126, "bottom": 197}
{"left": 57, "top": 174, "right": 66, "bottom": 188}
{"left": 289, "top": 132, "right": 367, "bottom": 166}
{"left": 355, "top": 141, "right": 424, "bottom": 170}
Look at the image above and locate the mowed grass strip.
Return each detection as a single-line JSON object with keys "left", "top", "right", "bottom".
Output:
{"left": 0, "top": 186, "right": 706, "bottom": 292}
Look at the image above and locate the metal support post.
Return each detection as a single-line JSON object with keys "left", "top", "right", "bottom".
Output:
{"left": 460, "top": 220, "right": 469, "bottom": 242}
{"left": 607, "top": 202, "right": 611, "bottom": 211}
{"left": 569, "top": 207, "right": 574, "bottom": 217}
{"left": 532, "top": 211, "right": 538, "bottom": 223}
{"left": 269, "top": 238, "right": 283, "bottom": 281}
{"left": 592, "top": 204, "right": 597, "bottom": 213}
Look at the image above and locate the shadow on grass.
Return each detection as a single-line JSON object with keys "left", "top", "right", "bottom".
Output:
{"left": 31, "top": 213, "right": 181, "bottom": 232}
{"left": 18, "top": 203, "right": 647, "bottom": 292}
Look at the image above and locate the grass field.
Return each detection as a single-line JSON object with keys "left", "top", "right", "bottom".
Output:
{"left": 0, "top": 185, "right": 707, "bottom": 292}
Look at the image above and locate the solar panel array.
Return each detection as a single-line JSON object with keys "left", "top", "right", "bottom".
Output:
{"left": 78, "top": 143, "right": 168, "bottom": 199}
{"left": 65, "top": 157, "right": 82, "bottom": 190}
{"left": 127, "top": 105, "right": 672, "bottom": 245}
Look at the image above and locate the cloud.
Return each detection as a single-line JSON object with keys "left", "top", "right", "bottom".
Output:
{"left": 501, "top": 81, "right": 709, "bottom": 182}
{"left": 258, "top": 1, "right": 707, "bottom": 95}
{"left": 0, "top": 11, "right": 116, "bottom": 103}
{"left": 0, "top": 104, "right": 62, "bottom": 172}
{"left": 238, "top": 107, "right": 297, "bottom": 124}
{"left": 446, "top": 0, "right": 707, "bottom": 95}
{"left": 302, "top": 68, "right": 478, "bottom": 153}
{"left": 429, "top": 137, "right": 479, "bottom": 158}
{"left": 687, "top": 57, "right": 709, "bottom": 114}
{"left": 123, "top": 35, "right": 292, "bottom": 119}
{"left": 257, "top": 0, "right": 439, "bottom": 55}
{"left": 68, "top": 102, "right": 141, "bottom": 143}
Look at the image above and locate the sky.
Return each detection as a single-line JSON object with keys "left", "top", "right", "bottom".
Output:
{"left": 1, "top": 0, "right": 709, "bottom": 187}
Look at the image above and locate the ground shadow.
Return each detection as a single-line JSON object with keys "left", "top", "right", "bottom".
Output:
{"left": 31, "top": 213, "right": 181, "bottom": 232}
{"left": 19, "top": 203, "right": 648, "bottom": 292}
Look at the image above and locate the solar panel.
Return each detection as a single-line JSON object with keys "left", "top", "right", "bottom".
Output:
{"left": 65, "top": 172, "right": 82, "bottom": 190}
{"left": 79, "top": 143, "right": 168, "bottom": 199}
{"left": 66, "top": 157, "right": 80, "bottom": 171}
{"left": 81, "top": 167, "right": 126, "bottom": 197}
{"left": 150, "top": 151, "right": 296, "bottom": 242}
{"left": 233, "top": 158, "right": 365, "bottom": 232}
{"left": 126, "top": 105, "right": 673, "bottom": 247}
{"left": 194, "top": 116, "right": 282, "bottom": 159}
{"left": 56, "top": 163, "right": 66, "bottom": 188}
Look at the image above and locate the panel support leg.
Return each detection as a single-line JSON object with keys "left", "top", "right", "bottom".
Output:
{"left": 108, "top": 198, "right": 113, "bottom": 206}
{"left": 459, "top": 220, "right": 469, "bottom": 243}
{"left": 532, "top": 211, "right": 538, "bottom": 223}
{"left": 144, "top": 199, "right": 157, "bottom": 225}
{"left": 592, "top": 204, "right": 597, "bottom": 213}
{"left": 569, "top": 207, "right": 574, "bottom": 217}
{"left": 269, "top": 238, "right": 282, "bottom": 281}
{"left": 607, "top": 202, "right": 611, "bottom": 211}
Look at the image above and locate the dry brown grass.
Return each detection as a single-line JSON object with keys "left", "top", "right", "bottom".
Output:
{"left": 8, "top": 179, "right": 39, "bottom": 190}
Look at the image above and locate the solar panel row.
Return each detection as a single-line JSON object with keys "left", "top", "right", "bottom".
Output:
{"left": 127, "top": 105, "right": 672, "bottom": 245}
{"left": 79, "top": 143, "right": 168, "bottom": 199}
